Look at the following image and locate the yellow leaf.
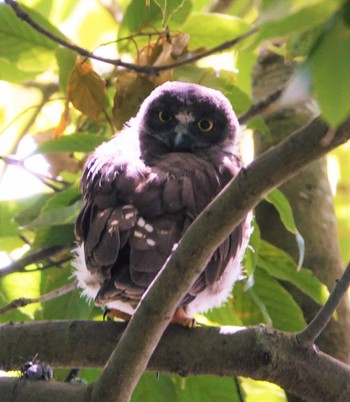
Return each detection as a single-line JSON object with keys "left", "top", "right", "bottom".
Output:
{"left": 53, "top": 100, "right": 70, "bottom": 139}
{"left": 67, "top": 56, "right": 106, "bottom": 119}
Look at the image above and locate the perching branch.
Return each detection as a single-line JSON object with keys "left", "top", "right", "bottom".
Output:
{"left": 91, "top": 115, "right": 350, "bottom": 402}
{"left": 0, "top": 282, "right": 76, "bottom": 315}
{"left": 297, "top": 261, "right": 350, "bottom": 347}
{"left": 4, "top": 0, "right": 257, "bottom": 75}
{"left": 1, "top": 322, "right": 350, "bottom": 402}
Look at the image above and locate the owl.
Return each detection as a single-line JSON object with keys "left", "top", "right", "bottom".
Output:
{"left": 74, "top": 81, "right": 251, "bottom": 325}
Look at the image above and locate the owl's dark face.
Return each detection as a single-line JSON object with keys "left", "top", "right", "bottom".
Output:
{"left": 136, "top": 82, "right": 239, "bottom": 157}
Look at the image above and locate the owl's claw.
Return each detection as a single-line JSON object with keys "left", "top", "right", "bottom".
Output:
{"left": 171, "top": 308, "right": 196, "bottom": 328}
{"left": 103, "top": 307, "right": 132, "bottom": 322}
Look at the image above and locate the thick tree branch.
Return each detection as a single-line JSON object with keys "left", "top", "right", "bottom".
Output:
{"left": 4, "top": 0, "right": 257, "bottom": 75}
{"left": 1, "top": 321, "right": 350, "bottom": 401}
{"left": 297, "top": 261, "right": 350, "bottom": 347}
{"left": 90, "top": 116, "right": 350, "bottom": 402}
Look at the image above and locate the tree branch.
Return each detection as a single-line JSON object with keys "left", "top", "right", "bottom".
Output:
{"left": 297, "top": 261, "right": 350, "bottom": 347}
{"left": 238, "top": 87, "right": 284, "bottom": 125}
{"left": 4, "top": 0, "right": 257, "bottom": 75}
{"left": 1, "top": 321, "right": 350, "bottom": 401}
{"left": 0, "top": 246, "right": 68, "bottom": 278}
{"left": 0, "top": 282, "right": 76, "bottom": 315}
{"left": 0, "top": 155, "right": 70, "bottom": 191}
{"left": 90, "top": 116, "right": 350, "bottom": 402}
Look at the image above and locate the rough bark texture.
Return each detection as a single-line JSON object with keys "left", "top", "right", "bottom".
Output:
{"left": 252, "top": 52, "right": 350, "bottom": 401}
{"left": 1, "top": 321, "right": 350, "bottom": 402}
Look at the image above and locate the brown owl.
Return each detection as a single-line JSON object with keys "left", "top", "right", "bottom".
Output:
{"left": 74, "top": 81, "right": 251, "bottom": 325}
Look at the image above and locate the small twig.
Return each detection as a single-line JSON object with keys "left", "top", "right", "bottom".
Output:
{"left": 0, "top": 246, "right": 68, "bottom": 278}
{"left": 0, "top": 155, "right": 69, "bottom": 191}
{"left": 297, "top": 261, "right": 350, "bottom": 347}
{"left": 5, "top": 0, "right": 257, "bottom": 75}
{"left": 0, "top": 282, "right": 77, "bottom": 315}
{"left": 0, "top": 83, "right": 58, "bottom": 182}
{"left": 238, "top": 87, "right": 284, "bottom": 125}
{"left": 31, "top": 256, "right": 73, "bottom": 272}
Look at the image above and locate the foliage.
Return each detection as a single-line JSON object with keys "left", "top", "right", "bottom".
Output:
{"left": 0, "top": 0, "right": 350, "bottom": 401}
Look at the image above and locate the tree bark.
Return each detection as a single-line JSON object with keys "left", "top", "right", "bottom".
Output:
{"left": 1, "top": 321, "right": 350, "bottom": 402}
{"left": 252, "top": 51, "right": 350, "bottom": 401}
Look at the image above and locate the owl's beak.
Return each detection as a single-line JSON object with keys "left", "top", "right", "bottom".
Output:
{"left": 172, "top": 124, "right": 191, "bottom": 151}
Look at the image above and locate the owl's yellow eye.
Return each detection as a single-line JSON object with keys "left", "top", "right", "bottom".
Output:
{"left": 158, "top": 111, "right": 172, "bottom": 123}
{"left": 198, "top": 119, "right": 214, "bottom": 132}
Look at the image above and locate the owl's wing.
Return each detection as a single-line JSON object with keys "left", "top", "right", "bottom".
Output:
{"left": 75, "top": 132, "right": 188, "bottom": 307}
{"left": 75, "top": 138, "right": 245, "bottom": 311}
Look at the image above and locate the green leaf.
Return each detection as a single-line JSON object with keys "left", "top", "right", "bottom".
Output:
{"left": 118, "top": 0, "right": 191, "bottom": 51}
{"left": 56, "top": 46, "right": 77, "bottom": 93}
{"left": 154, "top": 0, "right": 186, "bottom": 27}
{"left": 175, "top": 375, "right": 242, "bottom": 402}
{"left": 244, "top": 219, "right": 261, "bottom": 278}
{"left": 37, "top": 267, "right": 99, "bottom": 320}
{"left": 234, "top": 269, "right": 306, "bottom": 331}
{"left": 0, "top": 270, "right": 41, "bottom": 321}
{"left": 132, "top": 372, "right": 178, "bottom": 402}
{"left": 233, "top": 279, "right": 267, "bottom": 326}
{"left": 174, "top": 66, "right": 252, "bottom": 115}
{"left": 311, "top": 18, "right": 350, "bottom": 126}
{"left": 28, "top": 201, "right": 82, "bottom": 228}
{"left": 35, "top": 133, "right": 107, "bottom": 154}
{"left": 257, "top": 241, "right": 329, "bottom": 305}
{"left": 247, "top": 117, "right": 272, "bottom": 141}
{"left": 0, "top": 196, "right": 51, "bottom": 249}
{"left": 241, "top": 378, "right": 286, "bottom": 402}
{"left": 42, "top": 185, "right": 81, "bottom": 213}
{"left": 181, "top": 13, "right": 249, "bottom": 49}
{"left": 203, "top": 298, "right": 243, "bottom": 326}
{"left": 14, "top": 194, "right": 53, "bottom": 227}
{"left": 32, "top": 224, "right": 75, "bottom": 249}
{"left": 255, "top": 1, "right": 341, "bottom": 44}
{"left": 133, "top": 373, "right": 242, "bottom": 402}
{"left": 0, "top": 200, "right": 22, "bottom": 238}
{"left": 265, "top": 188, "right": 305, "bottom": 269}
{"left": 253, "top": 269, "right": 306, "bottom": 331}
{"left": 0, "top": 3, "right": 66, "bottom": 76}
{"left": 0, "top": 58, "right": 37, "bottom": 82}
{"left": 265, "top": 189, "right": 296, "bottom": 233}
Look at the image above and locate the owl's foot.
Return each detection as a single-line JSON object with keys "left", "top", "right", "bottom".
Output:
{"left": 103, "top": 307, "right": 132, "bottom": 322}
{"left": 171, "top": 308, "right": 196, "bottom": 328}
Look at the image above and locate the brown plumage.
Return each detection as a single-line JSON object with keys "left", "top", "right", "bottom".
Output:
{"left": 73, "top": 81, "right": 251, "bottom": 323}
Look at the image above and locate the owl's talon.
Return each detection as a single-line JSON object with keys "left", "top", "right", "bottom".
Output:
{"left": 171, "top": 308, "right": 196, "bottom": 328}
{"left": 104, "top": 308, "right": 132, "bottom": 322}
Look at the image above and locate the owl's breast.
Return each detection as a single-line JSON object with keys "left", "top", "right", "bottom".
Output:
{"left": 133, "top": 152, "right": 233, "bottom": 219}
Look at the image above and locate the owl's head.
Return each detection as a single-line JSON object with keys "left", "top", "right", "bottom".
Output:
{"left": 136, "top": 82, "right": 239, "bottom": 159}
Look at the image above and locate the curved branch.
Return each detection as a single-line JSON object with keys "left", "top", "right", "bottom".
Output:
{"left": 297, "top": 261, "right": 350, "bottom": 347}
{"left": 4, "top": 0, "right": 257, "bottom": 75}
{"left": 1, "top": 321, "right": 350, "bottom": 401}
{"left": 91, "top": 116, "right": 350, "bottom": 402}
